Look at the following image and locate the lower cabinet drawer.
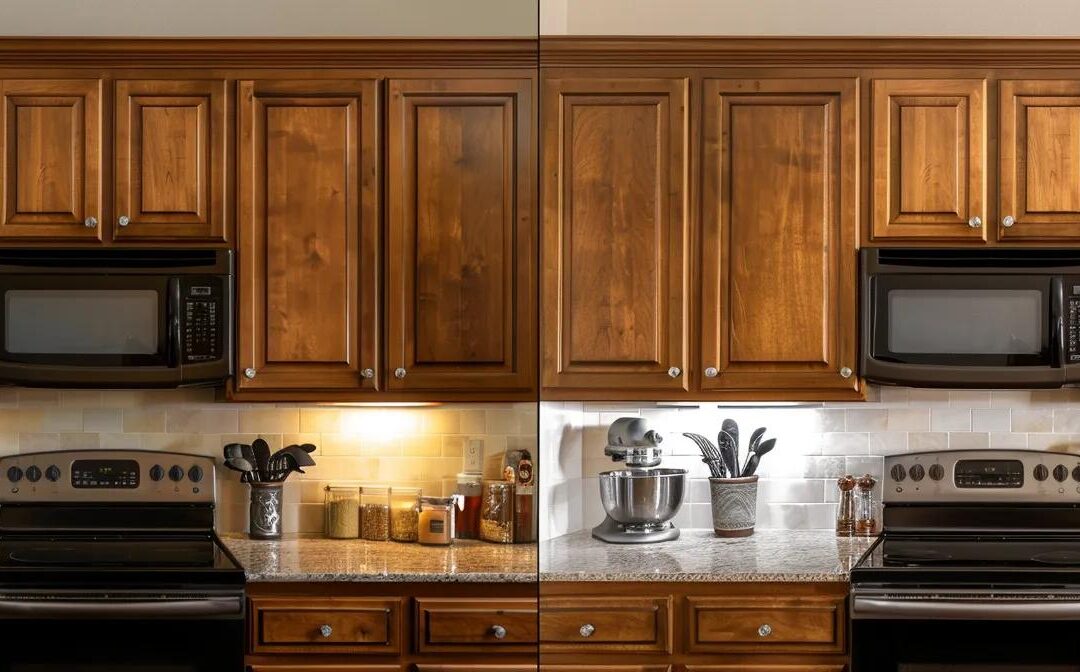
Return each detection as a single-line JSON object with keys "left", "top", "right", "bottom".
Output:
{"left": 540, "top": 667, "right": 673, "bottom": 672}
{"left": 415, "top": 667, "right": 539, "bottom": 672}
{"left": 416, "top": 598, "right": 538, "bottom": 653}
{"left": 249, "top": 667, "right": 403, "bottom": 671}
{"left": 249, "top": 597, "right": 402, "bottom": 655}
{"left": 687, "top": 595, "right": 845, "bottom": 654}
{"left": 685, "top": 667, "right": 845, "bottom": 672}
{"left": 540, "top": 596, "right": 672, "bottom": 653}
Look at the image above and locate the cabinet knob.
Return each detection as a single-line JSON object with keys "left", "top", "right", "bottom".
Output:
{"left": 243, "top": 368, "right": 257, "bottom": 380}
{"left": 490, "top": 624, "right": 507, "bottom": 639}
{"left": 1002, "top": 215, "right": 1016, "bottom": 228}
{"left": 319, "top": 624, "right": 332, "bottom": 638}
{"left": 84, "top": 216, "right": 98, "bottom": 229}
{"left": 667, "top": 367, "right": 681, "bottom": 379}
{"left": 758, "top": 623, "right": 773, "bottom": 637}
{"left": 704, "top": 366, "right": 719, "bottom": 378}
{"left": 394, "top": 367, "right": 407, "bottom": 380}
{"left": 840, "top": 366, "right": 853, "bottom": 379}
{"left": 968, "top": 216, "right": 982, "bottom": 229}
{"left": 579, "top": 623, "right": 595, "bottom": 638}
{"left": 118, "top": 215, "right": 130, "bottom": 227}
{"left": 361, "top": 368, "right": 374, "bottom": 379}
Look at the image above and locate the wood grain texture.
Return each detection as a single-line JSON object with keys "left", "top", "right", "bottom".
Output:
{"left": 687, "top": 595, "right": 845, "bottom": 654}
{"left": 541, "top": 77, "right": 689, "bottom": 394}
{"left": 542, "top": 667, "right": 672, "bottom": 672}
{"left": 114, "top": 79, "right": 227, "bottom": 241}
{"left": 250, "top": 667, "right": 402, "bottom": 672}
{"left": 540, "top": 596, "right": 672, "bottom": 654}
{"left": 415, "top": 597, "right": 537, "bottom": 653}
{"left": 387, "top": 78, "right": 535, "bottom": 393}
{"left": 250, "top": 596, "right": 401, "bottom": 655}
{"left": 871, "top": 78, "right": 987, "bottom": 241}
{"left": 999, "top": 79, "right": 1080, "bottom": 240}
{"left": 0, "top": 78, "right": 101, "bottom": 240}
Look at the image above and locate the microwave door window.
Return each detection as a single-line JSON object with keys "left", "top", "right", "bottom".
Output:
{"left": 888, "top": 289, "right": 1044, "bottom": 357}
{"left": 5, "top": 290, "right": 159, "bottom": 358}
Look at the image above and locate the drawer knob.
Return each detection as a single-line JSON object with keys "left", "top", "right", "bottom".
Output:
{"left": 243, "top": 368, "right": 257, "bottom": 380}
{"left": 319, "top": 624, "right": 333, "bottom": 638}
{"left": 704, "top": 366, "right": 719, "bottom": 378}
{"left": 840, "top": 366, "right": 853, "bottom": 379}
{"left": 667, "top": 366, "right": 681, "bottom": 379}
{"left": 118, "top": 215, "right": 130, "bottom": 227}
{"left": 491, "top": 624, "right": 507, "bottom": 639}
{"left": 968, "top": 216, "right": 982, "bottom": 229}
{"left": 1003, "top": 215, "right": 1016, "bottom": 228}
{"left": 394, "top": 367, "right": 407, "bottom": 380}
{"left": 579, "top": 623, "right": 595, "bottom": 638}
{"left": 360, "top": 367, "right": 375, "bottom": 379}
{"left": 758, "top": 623, "right": 773, "bottom": 637}
{"left": 84, "top": 216, "right": 98, "bottom": 229}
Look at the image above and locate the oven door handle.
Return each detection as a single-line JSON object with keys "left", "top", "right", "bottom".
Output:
{"left": 0, "top": 596, "right": 243, "bottom": 619}
{"left": 852, "top": 596, "right": 1080, "bottom": 620}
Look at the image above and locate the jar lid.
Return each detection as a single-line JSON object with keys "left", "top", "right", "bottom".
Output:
{"left": 390, "top": 486, "right": 421, "bottom": 495}
{"left": 420, "top": 495, "right": 454, "bottom": 505}
{"left": 456, "top": 472, "right": 482, "bottom": 483}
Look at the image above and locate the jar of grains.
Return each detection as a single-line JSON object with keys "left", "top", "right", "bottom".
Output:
{"left": 324, "top": 485, "right": 360, "bottom": 539}
{"left": 389, "top": 486, "right": 421, "bottom": 542}
{"left": 479, "top": 480, "right": 514, "bottom": 543}
{"left": 360, "top": 485, "right": 390, "bottom": 541}
{"left": 418, "top": 496, "right": 456, "bottom": 545}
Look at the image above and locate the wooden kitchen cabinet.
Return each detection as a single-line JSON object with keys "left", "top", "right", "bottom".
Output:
{"left": 0, "top": 79, "right": 103, "bottom": 241}
{"left": 113, "top": 79, "right": 228, "bottom": 242}
{"left": 699, "top": 78, "right": 859, "bottom": 395}
{"left": 236, "top": 79, "right": 380, "bottom": 392}
{"left": 386, "top": 78, "right": 535, "bottom": 393}
{"left": 869, "top": 78, "right": 987, "bottom": 242}
{"left": 541, "top": 76, "right": 690, "bottom": 395}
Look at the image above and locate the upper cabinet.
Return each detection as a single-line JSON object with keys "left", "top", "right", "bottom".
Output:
{"left": 386, "top": 78, "right": 535, "bottom": 393}
{"left": 0, "top": 79, "right": 103, "bottom": 241}
{"left": 114, "top": 79, "right": 228, "bottom": 242}
{"left": 541, "top": 77, "right": 690, "bottom": 395}
{"left": 870, "top": 78, "right": 987, "bottom": 242}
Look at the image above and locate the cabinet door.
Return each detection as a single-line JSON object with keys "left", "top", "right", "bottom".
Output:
{"left": 999, "top": 80, "right": 1080, "bottom": 241}
{"left": 387, "top": 78, "right": 535, "bottom": 392}
{"left": 114, "top": 79, "right": 227, "bottom": 242}
{"left": 237, "top": 80, "right": 379, "bottom": 391}
{"left": 542, "top": 77, "right": 689, "bottom": 394}
{"left": 870, "top": 78, "right": 987, "bottom": 241}
{"left": 701, "top": 79, "right": 858, "bottom": 394}
{"left": 0, "top": 79, "right": 102, "bottom": 240}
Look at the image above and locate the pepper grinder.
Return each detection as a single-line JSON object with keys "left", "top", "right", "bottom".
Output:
{"left": 835, "top": 475, "right": 856, "bottom": 537}
{"left": 854, "top": 474, "right": 879, "bottom": 536}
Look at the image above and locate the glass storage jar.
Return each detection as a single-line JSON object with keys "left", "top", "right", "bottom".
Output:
{"left": 324, "top": 485, "right": 360, "bottom": 539}
{"left": 455, "top": 473, "right": 482, "bottom": 540}
{"left": 360, "top": 485, "right": 390, "bottom": 541}
{"left": 479, "top": 480, "right": 514, "bottom": 544}
{"left": 418, "top": 496, "right": 456, "bottom": 545}
{"left": 389, "top": 486, "right": 420, "bottom": 542}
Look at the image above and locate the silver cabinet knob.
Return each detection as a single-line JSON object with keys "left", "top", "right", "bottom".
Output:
{"left": 1002, "top": 215, "right": 1016, "bottom": 228}
{"left": 84, "top": 216, "right": 98, "bottom": 228}
{"left": 243, "top": 368, "right": 256, "bottom": 380}
{"left": 667, "top": 367, "right": 681, "bottom": 378}
{"left": 579, "top": 623, "right": 595, "bottom": 638}
{"left": 394, "top": 367, "right": 407, "bottom": 380}
{"left": 758, "top": 623, "right": 772, "bottom": 637}
{"left": 704, "top": 366, "right": 719, "bottom": 378}
{"left": 118, "top": 215, "right": 130, "bottom": 227}
{"left": 840, "top": 366, "right": 853, "bottom": 379}
{"left": 968, "top": 216, "right": 982, "bottom": 229}
{"left": 319, "top": 624, "right": 332, "bottom": 638}
{"left": 490, "top": 624, "right": 507, "bottom": 639}
{"left": 360, "top": 368, "right": 374, "bottom": 379}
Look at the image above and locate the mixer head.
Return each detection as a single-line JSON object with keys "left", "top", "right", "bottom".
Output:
{"left": 604, "top": 417, "right": 664, "bottom": 468}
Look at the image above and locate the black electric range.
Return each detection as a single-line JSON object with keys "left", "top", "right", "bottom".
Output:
{"left": 0, "top": 449, "right": 244, "bottom": 672}
{"left": 851, "top": 449, "right": 1080, "bottom": 671}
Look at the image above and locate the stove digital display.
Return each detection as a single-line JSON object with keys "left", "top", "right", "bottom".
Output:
{"left": 71, "top": 459, "right": 139, "bottom": 489}
{"left": 954, "top": 459, "right": 1024, "bottom": 488}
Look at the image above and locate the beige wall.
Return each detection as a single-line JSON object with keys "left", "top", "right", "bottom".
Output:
{"left": 0, "top": 0, "right": 537, "bottom": 36}
{"left": 546, "top": 0, "right": 1080, "bottom": 35}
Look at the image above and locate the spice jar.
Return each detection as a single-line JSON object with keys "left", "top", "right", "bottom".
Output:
{"left": 835, "top": 475, "right": 856, "bottom": 537}
{"left": 389, "top": 486, "right": 420, "bottom": 542}
{"left": 513, "top": 452, "right": 536, "bottom": 544}
{"left": 360, "top": 485, "right": 390, "bottom": 541}
{"left": 455, "top": 473, "right": 482, "bottom": 540}
{"left": 479, "top": 480, "right": 514, "bottom": 543}
{"left": 855, "top": 474, "right": 879, "bottom": 536}
{"left": 418, "top": 496, "right": 456, "bottom": 545}
{"left": 324, "top": 485, "right": 360, "bottom": 539}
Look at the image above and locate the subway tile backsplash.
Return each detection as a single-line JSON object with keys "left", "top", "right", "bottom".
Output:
{"left": 539, "top": 387, "right": 1080, "bottom": 540}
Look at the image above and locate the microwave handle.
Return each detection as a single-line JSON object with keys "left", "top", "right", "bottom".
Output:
{"left": 1052, "top": 277, "right": 1066, "bottom": 369}
{"left": 167, "top": 277, "right": 181, "bottom": 368}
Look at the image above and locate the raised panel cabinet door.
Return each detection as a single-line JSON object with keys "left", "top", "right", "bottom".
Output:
{"left": 999, "top": 80, "right": 1080, "bottom": 241}
{"left": 870, "top": 78, "right": 987, "bottom": 241}
{"left": 0, "top": 79, "right": 102, "bottom": 240}
{"left": 387, "top": 78, "right": 535, "bottom": 392}
{"left": 542, "top": 77, "right": 689, "bottom": 394}
{"left": 237, "top": 80, "right": 379, "bottom": 391}
{"left": 114, "top": 79, "right": 227, "bottom": 242}
{"left": 700, "top": 79, "right": 858, "bottom": 393}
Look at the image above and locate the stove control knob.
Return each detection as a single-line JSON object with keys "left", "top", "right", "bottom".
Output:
{"left": 187, "top": 465, "right": 204, "bottom": 483}
{"left": 890, "top": 464, "right": 906, "bottom": 482}
{"left": 6, "top": 466, "right": 22, "bottom": 483}
{"left": 25, "top": 466, "right": 41, "bottom": 483}
{"left": 1054, "top": 465, "right": 1069, "bottom": 482}
{"left": 929, "top": 464, "right": 945, "bottom": 481}
{"left": 168, "top": 465, "right": 185, "bottom": 482}
{"left": 45, "top": 465, "right": 60, "bottom": 482}
{"left": 1072, "top": 466, "right": 1080, "bottom": 483}
{"left": 149, "top": 465, "right": 165, "bottom": 482}
{"left": 1035, "top": 464, "right": 1050, "bottom": 481}
{"left": 909, "top": 464, "right": 926, "bottom": 482}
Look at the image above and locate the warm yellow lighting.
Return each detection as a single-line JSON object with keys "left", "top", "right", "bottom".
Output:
{"left": 339, "top": 408, "right": 421, "bottom": 441}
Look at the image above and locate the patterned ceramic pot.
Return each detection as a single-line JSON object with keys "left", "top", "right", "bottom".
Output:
{"left": 708, "top": 475, "right": 758, "bottom": 537}
{"left": 249, "top": 482, "right": 283, "bottom": 539}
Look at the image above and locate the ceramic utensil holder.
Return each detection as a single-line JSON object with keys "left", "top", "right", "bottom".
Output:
{"left": 249, "top": 482, "right": 284, "bottom": 539}
{"left": 708, "top": 475, "right": 759, "bottom": 537}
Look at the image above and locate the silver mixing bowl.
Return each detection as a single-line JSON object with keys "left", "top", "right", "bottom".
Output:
{"left": 598, "top": 468, "right": 687, "bottom": 527}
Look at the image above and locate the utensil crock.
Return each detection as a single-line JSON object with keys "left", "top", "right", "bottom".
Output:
{"left": 249, "top": 482, "right": 284, "bottom": 539}
{"left": 708, "top": 475, "right": 759, "bottom": 537}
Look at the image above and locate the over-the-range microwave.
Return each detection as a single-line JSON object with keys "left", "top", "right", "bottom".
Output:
{"left": 861, "top": 248, "right": 1080, "bottom": 389}
{"left": 0, "top": 249, "right": 233, "bottom": 388}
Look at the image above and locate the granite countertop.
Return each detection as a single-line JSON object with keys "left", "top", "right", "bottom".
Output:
{"left": 540, "top": 529, "right": 875, "bottom": 582}
{"left": 221, "top": 534, "right": 537, "bottom": 583}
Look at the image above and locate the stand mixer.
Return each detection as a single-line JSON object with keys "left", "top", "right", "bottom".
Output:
{"left": 592, "top": 417, "right": 687, "bottom": 544}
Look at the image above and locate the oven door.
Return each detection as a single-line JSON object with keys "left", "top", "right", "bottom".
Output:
{"left": 0, "top": 274, "right": 181, "bottom": 387}
{"left": 0, "top": 589, "right": 243, "bottom": 671}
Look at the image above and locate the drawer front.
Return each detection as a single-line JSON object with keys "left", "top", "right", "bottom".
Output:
{"left": 416, "top": 598, "right": 538, "bottom": 653}
{"left": 685, "top": 667, "right": 845, "bottom": 672}
{"left": 416, "top": 667, "right": 538, "bottom": 672}
{"left": 687, "top": 595, "right": 845, "bottom": 654}
{"left": 249, "top": 667, "right": 403, "bottom": 672}
{"left": 250, "top": 597, "right": 401, "bottom": 655}
{"left": 540, "top": 596, "right": 672, "bottom": 653}
{"left": 541, "top": 667, "right": 673, "bottom": 672}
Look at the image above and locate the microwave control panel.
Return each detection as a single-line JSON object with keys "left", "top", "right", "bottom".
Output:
{"left": 1069, "top": 283, "right": 1080, "bottom": 363}
{"left": 180, "top": 278, "right": 224, "bottom": 363}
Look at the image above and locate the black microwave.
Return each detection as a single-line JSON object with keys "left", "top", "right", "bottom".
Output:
{"left": 0, "top": 249, "right": 233, "bottom": 388}
{"left": 861, "top": 248, "right": 1080, "bottom": 388}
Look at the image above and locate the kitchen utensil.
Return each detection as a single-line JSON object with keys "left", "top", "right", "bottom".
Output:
{"left": 717, "top": 429, "right": 739, "bottom": 478}
{"left": 240, "top": 444, "right": 257, "bottom": 480}
{"left": 299, "top": 443, "right": 316, "bottom": 453}
{"left": 252, "top": 438, "right": 271, "bottom": 482}
{"left": 593, "top": 468, "right": 686, "bottom": 544}
{"left": 747, "top": 427, "right": 766, "bottom": 454}
{"left": 224, "top": 456, "right": 255, "bottom": 474}
{"left": 721, "top": 418, "right": 739, "bottom": 461}
{"left": 741, "top": 454, "right": 760, "bottom": 477}
{"left": 223, "top": 443, "right": 247, "bottom": 461}
{"left": 682, "top": 433, "right": 726, "bottom": 478}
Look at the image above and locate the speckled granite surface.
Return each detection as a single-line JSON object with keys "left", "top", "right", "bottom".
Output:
{"left": 540, "top": 529, "right": 875, "bottom": 582}
{"left": 221, "top": 533, "right": 537, "bottom": 583}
